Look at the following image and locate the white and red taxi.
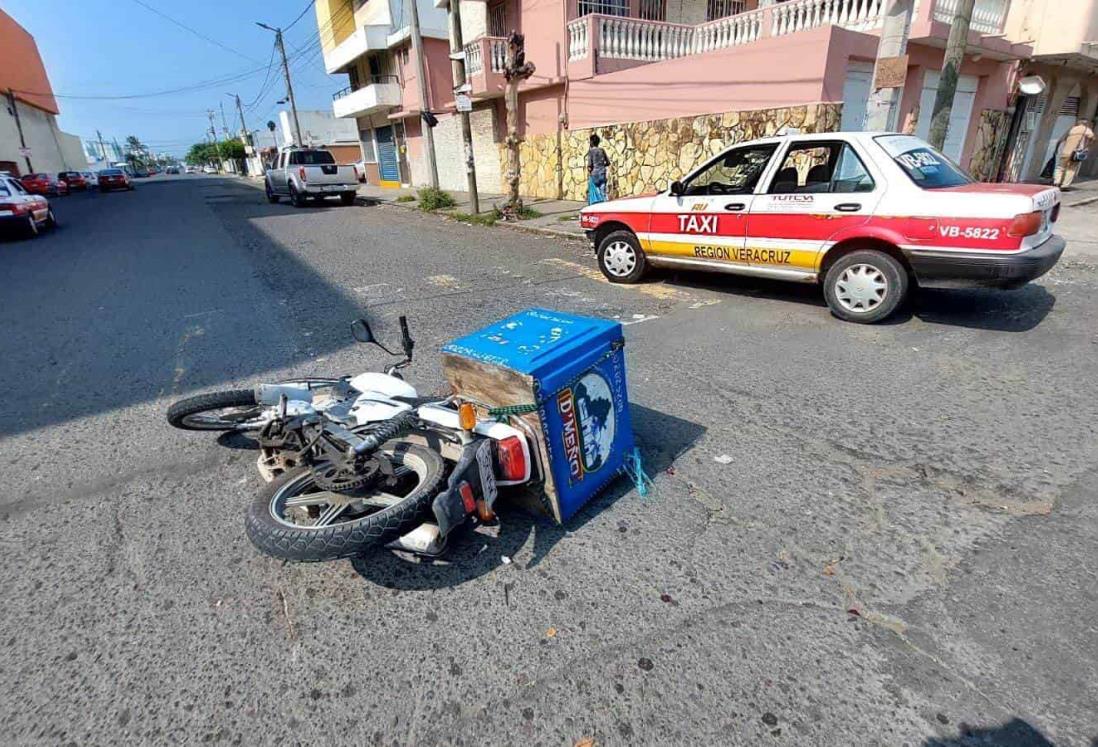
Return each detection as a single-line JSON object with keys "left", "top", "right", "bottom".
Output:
{"left": 579, "top": 132, "right": 1064, "bottom": 323}
{"left": 0, "top": 174, "right": 56, "bottom": 239}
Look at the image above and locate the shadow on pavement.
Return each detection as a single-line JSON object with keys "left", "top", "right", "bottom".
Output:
{"left": 923, "top": 717, "right": 1056, "bottom": 746}
{"left": 912, "top": 285, "right": 1055, "bottom": 332}
{"left": 649, "top": 267, "right": 1055, "bottom": 331}
{"left": 0, "top": 178, "right": 373, "bottom": 438}
{"left": 349, "top": 403, "right": 706, "bottom": 589}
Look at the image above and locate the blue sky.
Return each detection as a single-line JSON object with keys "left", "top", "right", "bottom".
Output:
{"left": 5, "top": 0, "right": 341, "bottom": 157}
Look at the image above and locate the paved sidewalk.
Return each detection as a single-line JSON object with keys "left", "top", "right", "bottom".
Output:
{"left": 356, "top": 183, "right": 587, "bottom": 237}
{"left": 1059, "top": 176, "right": 1098, "bottom": 207}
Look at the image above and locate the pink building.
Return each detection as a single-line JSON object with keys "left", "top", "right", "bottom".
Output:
{"left": 320, "top": 0, "right": 1032, "bottom": 198}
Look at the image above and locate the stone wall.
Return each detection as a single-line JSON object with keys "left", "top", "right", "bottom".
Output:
{"left": 967, "top": 109, "right": 1010, "bottom": 183}
{"left": 504, "top": 102, "right": 842, "bottom": 201}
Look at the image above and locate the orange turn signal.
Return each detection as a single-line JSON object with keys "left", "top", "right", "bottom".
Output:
{"left": 458, "top": 402, "right": 477, "bottom": 431}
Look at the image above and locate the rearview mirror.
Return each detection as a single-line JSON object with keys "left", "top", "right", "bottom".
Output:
{"left": 350, "top": 318, "right": 374, "bottom": 344}
{"left": 670, "top": 180, "right": 684, "bottom": 196}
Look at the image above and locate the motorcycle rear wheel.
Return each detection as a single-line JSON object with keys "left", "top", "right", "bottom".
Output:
{"left": 245, "top": 441, "right": 446, "bottom": 562}
{"left": 166, "top": 389, "right": 263, "bottom": 431}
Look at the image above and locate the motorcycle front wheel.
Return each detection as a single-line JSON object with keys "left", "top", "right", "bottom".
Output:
{"left": 244, "top": 441, "right": 446, "bottom": 562}
{"left": 166, "top": 389, "right": 264, "bottom": 431}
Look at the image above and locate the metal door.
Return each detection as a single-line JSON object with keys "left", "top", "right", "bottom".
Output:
{"left": 376, "top": 126, "right": 400, "bottom": 185}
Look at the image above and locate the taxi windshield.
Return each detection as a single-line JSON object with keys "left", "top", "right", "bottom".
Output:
{"left": 875, "top": 135, "right": 972, "bottom": 189}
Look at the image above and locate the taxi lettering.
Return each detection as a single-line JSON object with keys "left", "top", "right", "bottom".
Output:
{"left": 678, "top": 214, "right": 718, "bottom": 234}
{"left": 694, "top": 246, "right": 792, "bottom": 264}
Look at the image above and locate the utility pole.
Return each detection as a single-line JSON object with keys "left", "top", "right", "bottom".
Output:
{"left": 230, "top": 93, "right": 256, "bottom": 176}
{"left": 447, "top": 0, "right": 478, "bottom": 211}
{"left": 928, "top": 0, "right": 976, "bottom": 150}
{"left": 409, "top": 0, "right": 439, "bottom": 188}
{"left": 864, "top": 0, "right": 913, "bottom": 131}
{"left": 208, "top": 109, "right": 223, "bottom": 172}
{"left": 257, "top": 23, "right": 302, "bottom": 146}
{"left": 7, "top": 89, "right": 33, "bottom": 172}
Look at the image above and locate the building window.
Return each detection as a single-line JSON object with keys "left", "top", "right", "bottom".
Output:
{"left": 577, "top": 0, "right": 629, "bottom": 18}
{"left": 705, "top": 0, "right": 745, "bottom": 22}
{"left": 638, "top": 0, "right": 664, "bottom": 20}
{"left": 360, "top": 130, "right": 377, "bottom": 163}
{"left": 488, "top": 2, "right": 507, "bottom": 35}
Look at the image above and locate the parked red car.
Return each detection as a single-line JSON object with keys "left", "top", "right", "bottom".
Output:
{"left": 98, "top": 168, "right": 134, "bottom": 192}
{"left": 58, "top": 171, "right": 88, "bottom": 191}
{"left": 21, "top": 173, "right": 68, "bottom": 197}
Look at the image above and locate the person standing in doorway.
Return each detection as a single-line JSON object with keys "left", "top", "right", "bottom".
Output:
{"left": 587, "top": 133, "right": 611, "bottom": 205}
{"left": 1053, "top": 119, "right": 1095, "bottom": 188}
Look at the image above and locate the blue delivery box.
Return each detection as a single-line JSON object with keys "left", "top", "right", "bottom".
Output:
{"left": 441, "top": 308, "right": 634, "bottom": 523}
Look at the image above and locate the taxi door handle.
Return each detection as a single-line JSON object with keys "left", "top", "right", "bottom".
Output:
{"left": 723, "top": 202, "right": 746, "bottom": 212}
{"left": 835, "top": 203, "right": 862, "bottom": 212}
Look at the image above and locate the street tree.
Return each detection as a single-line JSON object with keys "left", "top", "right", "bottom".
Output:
{"left": 502, "top": 31, "right": 535, "bottom": 216}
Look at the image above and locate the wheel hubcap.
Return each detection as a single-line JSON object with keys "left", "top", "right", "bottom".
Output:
{"left": 602, "top": 241, "right": 636, "bottom": 277}
{"left": 835, "top": 264, "right": 888, "bottom": 313}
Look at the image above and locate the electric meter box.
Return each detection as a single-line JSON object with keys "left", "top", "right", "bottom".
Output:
{"left": 441, "top": 308, "right": 634, "bottom": 523}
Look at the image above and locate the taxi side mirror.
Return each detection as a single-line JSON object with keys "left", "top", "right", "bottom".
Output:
{"left": 670, "top": 180, "right": 685, "bottom": 196}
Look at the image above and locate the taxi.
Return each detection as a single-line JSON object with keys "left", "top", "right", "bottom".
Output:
{"left": 579, "top": 132, "right": 1064, "bottom": 323}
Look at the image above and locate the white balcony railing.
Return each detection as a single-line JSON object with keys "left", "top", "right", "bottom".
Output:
{"left": 568, "top": 0, "right": 884, "bottom": 63}
{"left": 933, "top": 0, "right": 1008, "bottom": 34}
{"left": 331, "top": 76, "right": 402, "bottom": 118}
{"left": 465, "top": 36, "right": 507, "bottom": 75}
{"left": 771, "top": 0, "right": 885, "bottom": 36}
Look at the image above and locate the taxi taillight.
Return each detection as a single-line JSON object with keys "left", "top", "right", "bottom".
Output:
{"left": 0, "top": 202, "right": 28, "bottom": 215}
{"left": 1007, "top": 211, "right": 1042, "bottom": 237}
{"left": 496, "top": 436, "right": 526, "bottom": 482}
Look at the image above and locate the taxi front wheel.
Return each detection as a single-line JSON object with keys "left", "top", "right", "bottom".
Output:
{"left": 823, "top": 250, "right": 909, "bottom": 324}
{"left": 597, "top": 230, "right": 647, "bottom": 284}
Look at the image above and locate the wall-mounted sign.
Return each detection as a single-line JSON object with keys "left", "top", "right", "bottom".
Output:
{"left": 873, "top": 55, "right": 909, "bottom": 90}
{"left": 455, "top": 93, "right": 473, "bottom": 113}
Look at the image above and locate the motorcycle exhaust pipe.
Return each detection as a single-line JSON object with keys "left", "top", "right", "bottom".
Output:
{"left": 255, "top": 384, "right": 314, "bottom": 406}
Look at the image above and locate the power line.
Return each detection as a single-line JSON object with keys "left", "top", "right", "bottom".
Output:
{"left": 129, "top": 0, "right": 261, "bottom": 64}
{"left": 13, "top": 63, "right": 271, "bottom": 100}
{"left": 285, "top": 0, "right": 317, "bottom": 31}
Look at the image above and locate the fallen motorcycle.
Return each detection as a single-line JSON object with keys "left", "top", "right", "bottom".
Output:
{"left": 169, "top": 309, "right": 637, "bottom": 566}
{"left": 167, "top": 316, "right": 537, "bottom": 561}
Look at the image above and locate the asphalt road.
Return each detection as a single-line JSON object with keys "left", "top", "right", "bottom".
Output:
{"left": 2, "top": 176, "right": 1096, "bottom": 746}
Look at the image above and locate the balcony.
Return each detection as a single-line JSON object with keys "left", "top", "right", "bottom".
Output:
{"left": 332, "top": 76, "right": 402, "bottom": 118}
{"left": 567, "top": 0, "right": 886, "bottom": 76}
{"left": 323, "top": 25, "right": 390, "bottom": 74}
{"left": 463, "top": 36, "right": 507, "bottom": 98}
{"left": 932, "top": 0, "right": 1008, "bottom": 35}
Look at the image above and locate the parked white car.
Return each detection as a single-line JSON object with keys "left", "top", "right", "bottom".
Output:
{"left": 264, "top": 147, "right": 358, "bottom": 207}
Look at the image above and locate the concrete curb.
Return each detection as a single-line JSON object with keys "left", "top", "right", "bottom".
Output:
{"left": 1064, "top": 194, "right": 1098, "bottom": 208}
{"left": 374, "top": 198, "right": 588, "bottom": 241}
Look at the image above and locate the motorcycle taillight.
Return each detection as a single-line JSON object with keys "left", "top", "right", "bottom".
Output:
{"left": 496, "top": 436, "right": 526, "bottom": 482}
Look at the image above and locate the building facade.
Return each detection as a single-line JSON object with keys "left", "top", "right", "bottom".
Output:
{"left": 999, "top": 0, "right": 1098, "bottom": 182}
{"left": 0, "top": 8, "right": 86, "bottom": 176}
{"left": 318, "top": 0, "right": 1040, "bottom": 198}
{"left": 277, "top": 109, "right": 363, "bottom": 163}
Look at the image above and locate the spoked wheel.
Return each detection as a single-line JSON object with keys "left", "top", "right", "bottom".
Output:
{"left": 245, "top": 441, "right": 447, "bottom": 562}
{"left": 166, "top": 389, "right": 266, "bottom": 431}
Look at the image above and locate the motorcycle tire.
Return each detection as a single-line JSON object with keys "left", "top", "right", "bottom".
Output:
{"left": 245, "top": 441, "right": 447, "bottom": 562}
{"left": 166, "top": 389, "right": 261, "bottom": 431}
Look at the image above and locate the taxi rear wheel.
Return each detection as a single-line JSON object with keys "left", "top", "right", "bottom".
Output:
{"left": 823, "top": 250, "right": 908, "bottom": 324}
{"left": 597, "top": 230, "right": 647, "bottom": 284}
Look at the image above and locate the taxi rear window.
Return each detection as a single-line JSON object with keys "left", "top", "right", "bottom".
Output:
{"left": 875, "top": 135, "right": 972, "bottom": 189}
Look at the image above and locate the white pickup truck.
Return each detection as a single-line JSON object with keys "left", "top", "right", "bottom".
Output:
{"left": 264, "top": 147, "right": 359, "bottom": 207}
